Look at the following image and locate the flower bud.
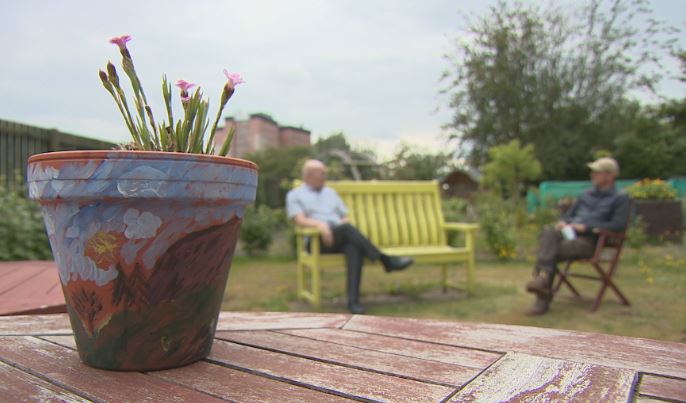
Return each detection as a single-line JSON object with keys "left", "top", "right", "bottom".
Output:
{"left": 107, "top": 62, "right": 120, "bottom": 87}
{"left": 98, "top": 70, "right": 109, "bottom": 85}
{"left": 220, "top": 84, "right": 235, "bottom": 106}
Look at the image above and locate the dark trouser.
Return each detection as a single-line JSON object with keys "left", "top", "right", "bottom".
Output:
{"left": 320, "top": 223, "right": 382, "bottom": 306}
{"left": 535, "top": 227, "right": 596, "bottom": 285}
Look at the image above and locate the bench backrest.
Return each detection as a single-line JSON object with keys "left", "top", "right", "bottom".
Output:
{"left": 325, "top": 180, "right": 447, "bottom": 248}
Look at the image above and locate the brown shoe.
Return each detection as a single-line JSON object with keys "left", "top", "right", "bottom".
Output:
{"left": 526, "top": 295, "right": 550, "bottom": 316}
{"left": 526, "top": 274, "right": 552, "bottom": 298}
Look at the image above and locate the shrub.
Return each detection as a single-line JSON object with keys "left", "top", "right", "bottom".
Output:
{"left": 626, "top": 179, "right": 677, "bottom": 200}
{"left": 0, "top": 183, "right": 52, "bottom": 261}
{"left": 626, "top": 215, "right": 648, "bottom": 250}
{"left": 239, "top": 205, "right": 285, "bottom": 256}
{"left": 475, "top": 192, "right": 517, "bottom": 260}
{"left": 442, "top": 197, "right": 477, "bottom": 247}
{"left": 442, "top": 197, "right": 475, "bottom": 222}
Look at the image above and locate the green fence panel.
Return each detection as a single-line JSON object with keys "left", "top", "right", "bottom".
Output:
{"left": 527, "top": 178, "right": 686, "bottom": 212}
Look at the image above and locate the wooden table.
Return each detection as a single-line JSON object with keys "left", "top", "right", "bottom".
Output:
{"left": 0, "top": 261, "right": 65, "bottom": 316}
{"left": 0, "top": 312, "right": 684, "bottom": 402}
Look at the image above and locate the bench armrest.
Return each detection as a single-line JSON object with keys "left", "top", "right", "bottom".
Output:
{"left": 295, "top": 227, "right": 321, "bottom": 236}
{"left": 442, "top": 222, "right": 479, "bottom": 232}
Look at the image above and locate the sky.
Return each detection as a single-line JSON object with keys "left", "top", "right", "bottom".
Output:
{"left": 1, "top": 0, "right": 684, "bottom": 161}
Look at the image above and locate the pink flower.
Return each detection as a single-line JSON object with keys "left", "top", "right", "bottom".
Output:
{"left": 109, "top": 35, "right": 132, "bottom": 51}
{"left": 175, "top": 80, "right": 196, "bottom": 92}
{"left": 223, "top": 69, "right": 245, "bottom": 88}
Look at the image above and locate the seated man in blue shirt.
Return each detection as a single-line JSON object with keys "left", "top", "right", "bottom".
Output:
{"left": 286, "top": 159, "right": 414, "bottom": 314}
{"left": 526, "top": 157, "right": 631, "bottom": 315}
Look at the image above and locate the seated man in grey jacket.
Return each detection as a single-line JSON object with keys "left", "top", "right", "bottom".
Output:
{"left": 526, "top": 157, "right": 631, "bottom": 315}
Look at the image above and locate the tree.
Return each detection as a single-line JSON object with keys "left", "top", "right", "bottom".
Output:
{"left": 443, "top": 0, "right": 680, "bottom": 180}
{"left": 384, "top": 144, "right": 453, "bottom": 180}
{"left": 613, "top": 52, "right": 686, "bottom": 178}
{"left": 613, "top": 103, "right": 686, "bottom": 178}
{"left": 313, "top": 132, "right": 381, "bottom": 180}
{"left": 481, "top": 140, "right": 541, "bottom": 225}
{"left": 244, "top": 146, "right": 312, "bottom": 208}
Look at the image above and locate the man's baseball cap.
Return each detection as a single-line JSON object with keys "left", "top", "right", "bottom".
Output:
{"left": 587, "top": 157, "right": 619, "bottom": 175}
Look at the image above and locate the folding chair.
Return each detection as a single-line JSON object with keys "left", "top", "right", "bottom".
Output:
{"left": 553, "top": 228, "right": 631, "bottom": 312}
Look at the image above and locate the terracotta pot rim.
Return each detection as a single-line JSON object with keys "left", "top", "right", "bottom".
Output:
{"left": 28, "top": 150, "right": 258, "bottom": 171}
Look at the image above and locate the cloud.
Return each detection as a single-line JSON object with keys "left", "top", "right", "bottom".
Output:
{"left": 1, "top": 0, "right": 683, "bottom": 157}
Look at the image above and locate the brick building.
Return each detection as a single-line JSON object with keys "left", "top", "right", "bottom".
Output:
{"left": 213, "top": 113, "right": 310, "bottom": 158}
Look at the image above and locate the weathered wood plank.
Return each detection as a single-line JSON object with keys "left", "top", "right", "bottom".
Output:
{"left": 344, "top": 315, "right": 686, "bottom": 379}
{"left": 0, "top": 336, "right": 226, "bottom": 402}
{"left": 41, "top": 334, "right": 349, "bottom": 402}
{"left": 0, "top": 311, "right": 351, "bottom": 335}
{"left": 216, "top": 329, "right": 480, "bottom": 386}
{"left": 279, "top": 328, "right": 501, "bottom": 369}
{"left": 153, "top": 360, "right": 348, "bottom": 403}
{"left": 0, "top": 360, "right": 87, "bottom": 402}
{"left": 209, "top": 339, "right": 455, "bottom": 402}
{"left": 39, "top": 335, "right": 77, "bottom": 349}
{"left": 215, "top": 311, "right": 350, "bottom": 331}
{"left": 0, "top": 261, "right": 65, "bottom": 316}
{"left": 0, "top": 314, "right": 72, "bottom": 335}
{"left": 449, "top": 352, "right": 637, "bottom": 402}
{"left": 639, "top": 374, "right": 686, "bottom": 402}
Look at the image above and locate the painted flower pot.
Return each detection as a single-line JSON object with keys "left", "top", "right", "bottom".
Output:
{"left": 27, "top": 150, "right": 257, "bottom": 371}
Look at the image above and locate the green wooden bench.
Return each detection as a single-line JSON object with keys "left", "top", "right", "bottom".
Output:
{"left": 293, "top": 180, "right": 479, "bottom": 307}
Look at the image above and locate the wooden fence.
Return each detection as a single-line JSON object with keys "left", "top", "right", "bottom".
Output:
{"left": 0, "top": 119, "right": 115, "bottom": 191}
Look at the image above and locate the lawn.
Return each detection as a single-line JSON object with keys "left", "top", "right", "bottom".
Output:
{"left": 222, "top": 231, "right": 686, "bottom": 343}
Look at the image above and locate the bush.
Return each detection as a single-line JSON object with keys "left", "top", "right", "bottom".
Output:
{"left": 475, "top": 192, "right": 517, "bottom": 260}
{"left": 0, "top": 183, "right": 52, "bottom": 261}
{"left": 529, "top": 196, "right": 560, "bottom": 230}
{"left": 442, "top": 197, "right": 476, "bottom": 222}
{"left": 442, "top": 197, "right": 477, "bottom": 247}
{"left": 239, "top": 205, "right": 285, "bottom": 256}
{"left": 626, "top": 215, "right": 648, "bottom": 250}
{"left": 626, "top": 179, "right": 677, "bottom": 200}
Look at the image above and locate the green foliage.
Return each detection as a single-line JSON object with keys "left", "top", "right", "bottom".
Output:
{"left": 482, "top": 140, "right": 541, "bottom": 198}
{"left": 482, "top": 140, "right": 541, "bottom": 227}
{"left": 626, "top": 179, "right": 678, "bottom": 201}
{"left": 475, "top": 192, "right": 517, "bottom": 260}
{"left": 0, "top": 183, "right": 52, "bottom": 261}
{"left": 530, "top": 200, "right": 560, "bottom": 230}
{"left": 613, "top": 103, "right": 686, "bottom": 178}
{"left": 239, "top": 206, "right": 286, "bottom": 256}
{"left": 441, "top": 197, "right": 474, "bottom": 223}
{"left": 443, "top": 0, "right": 679, "bottom": 180}
{"left": 442, "top": 197, "right": 476, "bottom": 247}
{"left": 385, "top": 144, "right": 452, "bottom": 180}
{"left": 244, "top": 146, "right": 312, "bottom": 208}
{"left": 627, "top": 215, "right": 648, "bottom": 251}
{"left": 313, "top": 132, "right": 381, "bottom": 180}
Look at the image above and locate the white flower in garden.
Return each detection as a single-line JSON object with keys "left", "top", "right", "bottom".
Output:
{"left": 124, "top": 208, "right": 162, "bottom": 239}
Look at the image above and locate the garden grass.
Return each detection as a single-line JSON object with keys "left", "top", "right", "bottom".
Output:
{"left": 222, "top": 240, "right": 685, "bottom": 343}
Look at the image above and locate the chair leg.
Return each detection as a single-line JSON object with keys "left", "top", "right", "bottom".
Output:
{"left": 590, "top": 262, "right": 630, "bottom": 312}
{"left": 441, "top": 264, "right": 448, "bottom": 293}
{"left": 555, "top": 262, "right": 581, "bottom": 298}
